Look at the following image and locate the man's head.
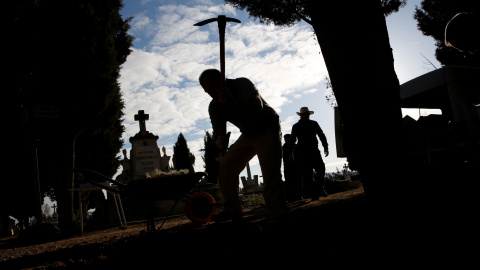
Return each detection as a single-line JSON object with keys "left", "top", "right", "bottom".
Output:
{"left": 199, "top": 69, "right": 222, "bottom": 99}
{"left": 284, "top": 134, "right": 291, "bottom": 143}
{"left": 296, "top": 107, "right": 314, "bottom": 120}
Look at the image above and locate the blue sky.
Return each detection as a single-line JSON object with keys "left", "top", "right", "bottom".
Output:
{"left": 116, "top": 0, "right": 442, "bottom": 181}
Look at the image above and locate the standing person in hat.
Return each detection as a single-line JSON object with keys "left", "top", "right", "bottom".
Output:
{"left": 289, "top": 107, "right": 329, "bottom": 200}
{"left": 198, "top": 69, "right": 287, "bottom": 226}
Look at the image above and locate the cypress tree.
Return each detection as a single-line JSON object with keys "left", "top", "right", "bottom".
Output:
{"left": 201, "top": 130, "right": 220, "bottom": 183}
{"left": 5, "top": 0, "right": 133, "bottom": 232}
{"left": 172, "top": 133, "right": 195, "bottom": 173}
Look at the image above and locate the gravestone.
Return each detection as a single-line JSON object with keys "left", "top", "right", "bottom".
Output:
{"left": 115, "top": 110, "right": 171, "bottom": 182}
{"left": 240, "top": 162, "right": 262, "bottom": 193}
{"left": 109, "top": 110, "right": 184, "bottom": 224}
{"left": 109, "top": 110, "right": 220, "bottom": 223}
{"left": 51, "top": 204, "right": 58, "bottom": 224}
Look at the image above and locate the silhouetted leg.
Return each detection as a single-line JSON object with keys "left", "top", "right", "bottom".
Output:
{"left": 217, "top": 134, "right": 255, "bottom": 216}
{"left": 301, "top": 162, "right": 315, "bottom": 199}
{"left": 255, "top": 127, "right": 288, "bottom": 225}
{"left": 313, "top": 152, "right": 327, "bottom": 197}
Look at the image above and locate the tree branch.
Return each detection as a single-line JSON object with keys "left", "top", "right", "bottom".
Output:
{"left": 295, "top": 10, "right": 312, "bottom": 25}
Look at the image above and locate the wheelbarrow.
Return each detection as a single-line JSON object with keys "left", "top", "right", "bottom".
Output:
{"left": 74, "top": 168, "right": 218, "bottom": 231}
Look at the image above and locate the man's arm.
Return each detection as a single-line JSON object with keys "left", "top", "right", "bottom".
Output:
{"left": 209, "top": 101, "right": 228, "bottom": 150}
{"left": 315, "top": 122, "right": 329, "bottom": 157}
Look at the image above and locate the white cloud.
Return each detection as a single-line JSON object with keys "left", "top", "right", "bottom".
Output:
{"left": 281, "top": 115, "right": 298, "bottom": 135}
{"left": 131, "top": 13, "right": 154, "bottom": 35}
{"left": 119, "top": 1, "right": 329, "bottom": 177}
{"left": 109, "top": 0, "right": 444, "bottom": 180}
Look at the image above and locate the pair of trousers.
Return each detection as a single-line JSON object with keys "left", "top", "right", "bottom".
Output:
{"left": 297, "top": 149, "right": 326, "bottom": 198}
{"left": 284, "top": 164, "right": 302, "bottom": 201}
{"left": 217, "top": 127, "right": 287, "bottom": 224}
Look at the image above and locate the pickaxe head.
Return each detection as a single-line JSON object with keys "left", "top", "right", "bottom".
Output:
{"left": 194, "top": 15, "right": 241, "bottom": 29}
{"left": 194, "top": 15, "right": 240, "bottom": 87}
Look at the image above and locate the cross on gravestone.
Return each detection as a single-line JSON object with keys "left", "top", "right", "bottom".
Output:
{"left": 52, "top": 204, "right": 57, "bottom": 214}
{"left": 134, "top": 110, "right": 149, "bottom": 134}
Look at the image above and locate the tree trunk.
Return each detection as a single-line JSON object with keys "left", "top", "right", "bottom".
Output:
{"left": 308, "top": 1, "right": 404, "bottom": 206}
{"left": 56, "top": 136, "right": 76, "bottom": 233}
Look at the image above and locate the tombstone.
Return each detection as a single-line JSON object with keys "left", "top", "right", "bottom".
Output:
{"left": 51, "top": 204, "right": 58, "bottom": 224}
{"left": 115, "top": 110, "right": 171, "bottom": 182}
{"left": 108, "top": 110, "right": 220, "bottom": 224}
{"left": 342, "top": 163, "right": 351, "bottom": 181}
{"left": 241, "top": 162, "right": 262, "bottom": 193}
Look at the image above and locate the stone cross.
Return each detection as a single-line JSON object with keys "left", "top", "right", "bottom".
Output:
{"left": 52, "top": 204, "right": 57, "bottom": 214}
{"left": 134, "top": 110, "right": 149, "bottom": 134}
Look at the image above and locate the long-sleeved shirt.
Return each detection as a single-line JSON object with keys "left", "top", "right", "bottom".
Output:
{"left": 289, "top": 119, "right": 328, "bottom": 155}
{"left": 208, "top": 77, "right": 279, "bottom": 141}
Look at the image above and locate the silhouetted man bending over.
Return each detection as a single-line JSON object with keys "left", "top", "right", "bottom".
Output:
{"left": 199, "top": 69, "right": 287, "bottom": 226}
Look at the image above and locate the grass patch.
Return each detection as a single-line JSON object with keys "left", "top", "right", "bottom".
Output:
{"left": 239, "top": 178, "right": 362, "bottom": 207}
{"left": 240, "top": 193, "right": 265, "bottom": 207}
{"left": 324, "top": 178, "right": 362, "bottom": 195}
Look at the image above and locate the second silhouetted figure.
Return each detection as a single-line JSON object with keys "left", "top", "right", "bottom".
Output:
{"left": 289, "top": 107, "right": 329, "bottom": 200}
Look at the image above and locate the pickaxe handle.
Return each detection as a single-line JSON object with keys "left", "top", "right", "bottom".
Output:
{"left": 194, "top": 15, "right": 241, "bottom": 89}
{"left": 219, "top": 25, "right": 226, "bottom": 89}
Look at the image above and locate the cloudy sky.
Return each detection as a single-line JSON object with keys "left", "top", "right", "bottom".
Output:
{"left": 117, "top": 0, "right": 441, "bottom": 180}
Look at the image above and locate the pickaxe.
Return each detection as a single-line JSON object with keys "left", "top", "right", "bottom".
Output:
{"left": 194, "top": 15, "right": 241, "bottom": 89}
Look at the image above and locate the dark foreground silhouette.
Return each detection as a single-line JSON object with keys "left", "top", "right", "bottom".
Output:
{"left": 0, "top": 186, "right": 472, "bottom": 269}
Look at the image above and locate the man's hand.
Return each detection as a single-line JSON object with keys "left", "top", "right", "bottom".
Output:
{"left": 216, "top": 133, "right": 229, "bottom": 150}
{"left": 324, "top": 148, "right": 329, "bottom": 157}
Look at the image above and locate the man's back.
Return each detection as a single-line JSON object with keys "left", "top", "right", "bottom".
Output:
{"left": 209, "top": 77, "right": 279, "bottom": 136}
{"left": 292, "top": 120, "right": 324, "bottom": 148}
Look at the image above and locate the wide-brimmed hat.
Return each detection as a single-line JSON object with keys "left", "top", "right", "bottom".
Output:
{"left": 297, "top": 107, "right": 314, "bottom": 115}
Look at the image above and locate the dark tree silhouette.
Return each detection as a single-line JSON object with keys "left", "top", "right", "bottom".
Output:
{"left": 414, "top": 0, "right": 480, "bottom": 67}
{"left": 224, "top": 0, "right": 405, "bottom": 204}
{"left": 173, "top": 133, "right": 196, "bottom": 173}
{"left": 201, "top": 130, "right": 220, "bottom": 183}
{"left": 5, "top": 0, "right": 133, "bottom": 232}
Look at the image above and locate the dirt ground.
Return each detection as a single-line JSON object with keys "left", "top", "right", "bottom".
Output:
{"left": 0, "top": 186, "right": 473, "bottom": 269}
